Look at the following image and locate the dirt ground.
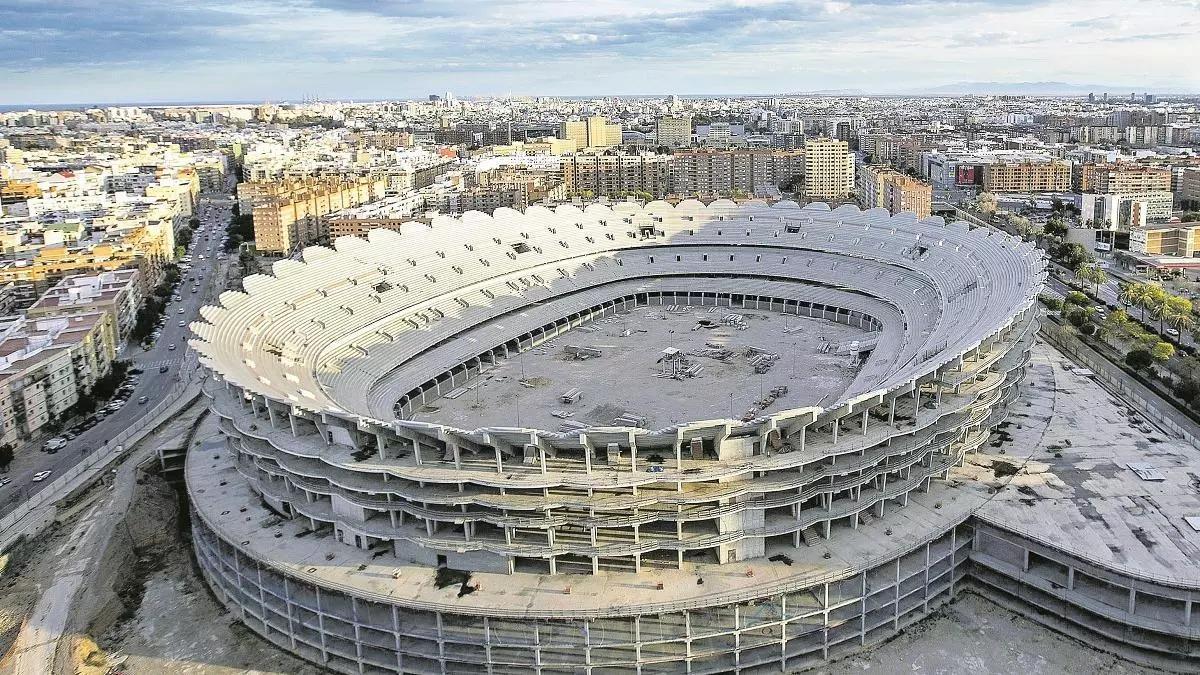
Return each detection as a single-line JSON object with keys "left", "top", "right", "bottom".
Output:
{"left": 820, "top": 593, "right": 1154, "bottom": 675}
{"left": 95, "top": 510, "right": 321, "bottom": 675}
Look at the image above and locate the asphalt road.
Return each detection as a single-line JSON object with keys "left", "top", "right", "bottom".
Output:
{"left": 1046, "top": 261, "right": 1197, "bottom": 350}
{"left": 0, "top": 189, "right": 233, "bottom": 516}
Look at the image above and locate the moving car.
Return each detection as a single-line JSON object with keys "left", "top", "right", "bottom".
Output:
{"left": 32, "top": 471, "right": 53, "bottom": 482}
{"left": 168, "top": 343, "right": 177, "bottom": 351}
{"left": 138, "top": 396, "right": 150, "bottom": 404}
{"left": 159, "top": 364, "right": 170, "bottom": 373}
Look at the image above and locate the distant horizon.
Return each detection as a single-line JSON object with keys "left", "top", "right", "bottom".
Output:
{"left": 5, "top": 84, "right": 1200, "bottom": 112}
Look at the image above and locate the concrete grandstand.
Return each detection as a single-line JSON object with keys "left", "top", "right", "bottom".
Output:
{"left": 184, "top": 200, "right": 1197, "bottom": 673}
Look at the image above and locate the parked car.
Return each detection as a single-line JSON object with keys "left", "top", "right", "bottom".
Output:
{"left": 43, "top": 437, "right": 67, "bottom": 452}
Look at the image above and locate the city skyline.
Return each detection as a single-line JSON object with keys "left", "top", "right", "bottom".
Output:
{"left": 4, "top": 0, "right": 1200, "bottom": 105}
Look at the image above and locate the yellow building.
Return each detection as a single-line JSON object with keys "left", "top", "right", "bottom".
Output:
{"left": 1131, "top": 223, "right": 1200, "bottom": 257}
{"left": 981, "top": 160, "right": 1070, "bottom": 193}
{"left": 0, "top": 242, "right": 160, "bottom": 307}
{"left": 1081, "top": 163, "right": 1173, "bottom": 195}
{"left": 858, "top": 165, "right": 933, "bottom": 219}
{"left": 803, "top": 137, "right": 854, "bottom": 201}
{"left": 246, "top": 175, "right": 388, "bottom": 254}
{"left": 559, "top": 116, "right": 622, "bottom": 150}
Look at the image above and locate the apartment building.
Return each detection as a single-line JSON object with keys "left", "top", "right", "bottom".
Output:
{"left": 561, "top": 153, "right": 671, "bottom": 199}
{"left": 1081, "top": 163, "right": 1173, "bottom": 194}
{"left": 858, "top": 165, "right": 933, "bottom": 219}
{"left": 803, "top": 137, "right": 854, "bottom": 201}
{"left": 981, "top": 159, "right": 1070, "bottom": 193}
{"left": 0, "top": 242, "right": 158, "bottom": 308}
{"left": 0, "top": 312, "right": 116, "bottom": 447}
{"left": 656, "top": 116, "right": 693, "bottom": 149}
{"left": 244, "top": 175, "right": 388, "bottom": 254}
{"left": 26, "top": 269, "right": 141, "bottom": 343}
{"left": 670, "top": 149, "right": 805, "bottom": 197}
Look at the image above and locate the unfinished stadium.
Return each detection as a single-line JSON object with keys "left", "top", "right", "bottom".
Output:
{"left": 186, "top": 200, "right": 1200, "bottom": 674}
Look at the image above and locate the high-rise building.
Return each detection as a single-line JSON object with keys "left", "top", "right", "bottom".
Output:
{"left": 655, "top": 116, "right": 692, "bottom": 149}
{"left": 802, "top": 137, "right": 854, "bottom": 201}
{"left": 559, "top": 116, "right": 621, "bottom": 150}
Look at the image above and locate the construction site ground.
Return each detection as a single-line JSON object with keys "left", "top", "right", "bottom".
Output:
{"left": 412, "top": 307, "right": 867, "bottom": 431}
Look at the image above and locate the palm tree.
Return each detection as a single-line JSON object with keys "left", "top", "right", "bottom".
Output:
{"left": 1146, "top": 285, "right": 1171, "bottom": 335}
{"left": 1120, "top": 282, "right": 1149, "bottom": 323}
{"left": 1089, "top": 266, "right": 1108, "bottom": 299}
{"left": 1166, "top": 296, "right": 1195, "bottom": 343}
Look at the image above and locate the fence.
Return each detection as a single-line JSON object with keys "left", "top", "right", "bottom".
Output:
{"left": 0, "top": 350, "right": 202, "bottom": 543}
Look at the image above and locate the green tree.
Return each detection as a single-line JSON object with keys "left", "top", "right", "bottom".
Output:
{"left": 1126, "top": 349, "right": 1154, "bottom": 370}
{"left": 1055, "top": 242, "right": 1093, "bottom": 269}
{"left": 1151, "top": 341, "right": 1176, "bottom": 362}
{"left": 1063, "top": 291, "right": 1089, "bottom": 307}
{"left": 1043, "top": 216, "right": 1068, "bottom": 238}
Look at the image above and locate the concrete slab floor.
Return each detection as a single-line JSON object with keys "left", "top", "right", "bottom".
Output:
{"left": 412, "top": 307, "right": 868, "bottom": 431}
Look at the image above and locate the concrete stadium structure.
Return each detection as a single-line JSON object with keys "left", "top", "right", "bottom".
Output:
{"left": 185, "top": 200, "right": 1195, "bottom": 673}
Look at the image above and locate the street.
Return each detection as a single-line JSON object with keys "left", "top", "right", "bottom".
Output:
{"left": 0, "top": 188, "right": 233, "bottom": 516}
{"left": 1044, "top": 259, "right": 1197, "bottom": 350}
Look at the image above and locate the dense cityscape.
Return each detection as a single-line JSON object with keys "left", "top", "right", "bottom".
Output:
{"left": 2, "top": 1, "right": 1200, "bottom": 674}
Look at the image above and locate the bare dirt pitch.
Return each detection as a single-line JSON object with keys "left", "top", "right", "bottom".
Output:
{"left": 413, "top": 307, "right": 868, "bottom": 431}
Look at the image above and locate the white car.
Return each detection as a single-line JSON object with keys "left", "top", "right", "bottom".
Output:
{"left": 32, "top": 470, "right": 53, "bottom": 482}
{"left": 179, "top": 320, "right": 186, "bottom": 327}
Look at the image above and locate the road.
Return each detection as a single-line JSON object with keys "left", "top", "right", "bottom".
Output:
{"left": 0, "top": 187, "right": 233, "bottom": 517}
{"left": 1045, "top": 260, "right": 1197, "bottom": 350}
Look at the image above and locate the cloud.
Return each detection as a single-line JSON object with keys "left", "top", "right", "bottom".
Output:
{"left": 0, "top": 0, "right": 1197, "bottom": 103}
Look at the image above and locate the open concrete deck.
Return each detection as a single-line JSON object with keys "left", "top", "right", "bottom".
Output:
{"left": 410, "top": 308, "right": 867, "bottom": 432}
{"left": 972, "top": 344, "right": 1200, "bottom": 587}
